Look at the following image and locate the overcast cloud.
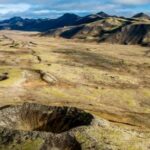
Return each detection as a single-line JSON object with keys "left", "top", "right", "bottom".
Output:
{"left": 0, "top": 0, "right": 149, "bottom": 19}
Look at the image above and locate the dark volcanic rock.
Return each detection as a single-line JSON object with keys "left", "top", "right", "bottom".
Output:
{"left": 0, "top": 128, "right": 81, "bottom": 150}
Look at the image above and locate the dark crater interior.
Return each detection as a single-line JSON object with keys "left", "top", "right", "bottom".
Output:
{"left": 0, "top": 103, "right": 94, "bottom": 133}
{"left": 0, "top": 72, "right": 8, "bottom": 81}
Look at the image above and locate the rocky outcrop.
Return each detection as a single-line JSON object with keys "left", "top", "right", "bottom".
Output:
{"left": 0, "top": 103, "right": 150, "bottom": 150}
{"left": 0, "top": 128, "right": 81, "bottom": 150}
{"left": 0, "top": 103, "right": 93, "bottom": 149}
{"left": 102, "top": 23, "right": 150, "bottom": 45}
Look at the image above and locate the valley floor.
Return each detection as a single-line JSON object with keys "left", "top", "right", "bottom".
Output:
{"left": 0, "top": 30, "right": 150, "bottom": 149}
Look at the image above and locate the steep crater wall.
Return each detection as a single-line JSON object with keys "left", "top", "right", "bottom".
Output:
{"left": 0, "top": 103, "right": 94, "bottom": 133}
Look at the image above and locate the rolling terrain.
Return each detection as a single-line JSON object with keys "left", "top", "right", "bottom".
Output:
{"left": 0, "top": 30, "right": 149, "bottom": 149}
{"left": 0, "top": 12, "right": 149, "bottom": 47}
{"left": 43, "top": 13, "right": 150, "bottom": 46}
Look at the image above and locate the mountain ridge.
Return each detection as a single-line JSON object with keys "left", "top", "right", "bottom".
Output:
{"left": 0, "top": 12, "right": 149, "bottom": 32}
{"left": 42, "top": 12, "right": 150, "bottom": 46}
{"left": 0, "top": 12, "right": 149, "bottom": 46}
{"left": 132, "top": 12, "right": 150, "bottom": 19}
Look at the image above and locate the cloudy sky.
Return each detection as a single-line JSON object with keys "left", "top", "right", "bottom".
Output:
{"left": 0, "top": 0, "right": 150, "bottom": 19}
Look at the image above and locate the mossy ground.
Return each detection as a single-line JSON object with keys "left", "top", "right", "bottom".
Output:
{"left": 0, "top": 138, "right": 44, "bottom": 150}
{"left": 0, "top": 30, "right": 149, "bottom": 149}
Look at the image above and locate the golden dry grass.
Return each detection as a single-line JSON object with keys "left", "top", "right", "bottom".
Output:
{"left": 0, "top": 30, "right": 149, "bottom": 130}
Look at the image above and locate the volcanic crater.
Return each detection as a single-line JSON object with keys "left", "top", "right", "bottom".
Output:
{"left": 0, "top": 103, "right": 94, "bottom": 133}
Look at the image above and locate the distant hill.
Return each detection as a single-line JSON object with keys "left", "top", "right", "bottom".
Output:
{"left": 0, "top": 12, "right": 110, "bottom": 32}
{"left": 43, "top": 13, "right": 150, "bottom": 46}
{"left": 0, "top": 12, "right": 150, "bottom": 46}
{"left": 74, "top": 12, "right": 110, "bottom": 25}
{"left": 0, "top": 13, "right": 81, "bottom": 32}
{"left": 132, "top": 13, "right": 150, "bottom": 20}
{"left": 102, "top": 23, "right": 150, "bottom": 46}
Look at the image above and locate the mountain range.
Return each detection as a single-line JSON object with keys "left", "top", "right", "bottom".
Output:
{"left": 0, "top": 12, "right": 150, "bottom": 46}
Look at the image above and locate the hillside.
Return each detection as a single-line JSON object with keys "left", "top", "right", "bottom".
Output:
{"left": 0, "top": 12, "right": 150, "bottom": 150}
{"left": 0, "top": 31, "right": 150, "bottom": 149}
{"left": 102, "top": 23, "right": 150, "bottom": 46}
{"left": 0, "top": 14, "right": 81, "bottom": 31}
{"left": 0, "top": 12, "right": 149, "bottom": 46}
{"left": 0, "top": 12, "right": 109, "bottom": 31}
{"left": 132, "top": 12, "right": 150, "bottom": 20}
{"left": 43, "top": 13, "right": 150, "bottom": 46}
